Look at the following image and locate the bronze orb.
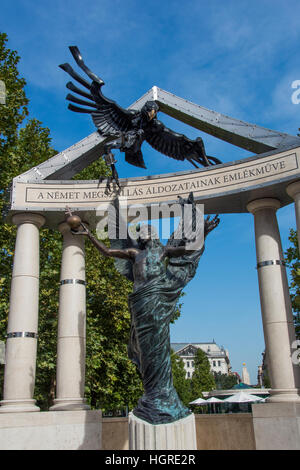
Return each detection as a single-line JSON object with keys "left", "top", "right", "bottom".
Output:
{"left": 66, "top": 214, "right": 81, "bottom": 230}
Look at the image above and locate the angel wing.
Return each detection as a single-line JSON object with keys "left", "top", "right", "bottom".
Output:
{"left": 107, "top": 198, "right": 138, "bottom": 282}
{"left": 145, "top": 120, "right": 221, "bottom": 168}
{"left": 164, "top": 192, "right": 205, "bottom": 288}
{"left": 59, "top": 46, "right": 137, "bottom": 137}
{"left": 166, "top": 192, "right": 204, "bottom": 249}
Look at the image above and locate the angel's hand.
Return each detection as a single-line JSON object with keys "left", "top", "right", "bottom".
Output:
{"left": 204, "top": 215, "right": 220, "bottom": 237}
{"left": 71, "top": 223, "right": 90, "bottom": 236}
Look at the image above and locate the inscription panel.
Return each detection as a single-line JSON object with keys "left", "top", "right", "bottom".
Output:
{"left": 12, "top": 150, "right": 300, "bottom": 213}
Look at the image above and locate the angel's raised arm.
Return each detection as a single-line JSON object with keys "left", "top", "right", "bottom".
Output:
{"left": 72, "top": 224, "right": 136, "bottom": 261}
{"left": 88, "top": 231, "right": 137, "bottom": 260}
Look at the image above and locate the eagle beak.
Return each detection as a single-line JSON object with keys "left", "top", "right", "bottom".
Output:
{"left": 148, "top": 110, "right": 156, "bottom": 120}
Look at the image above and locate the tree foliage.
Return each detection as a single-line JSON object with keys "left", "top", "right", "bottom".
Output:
{"left": 170, "top": 349, "right": 192, "bottom": 407}
{"left": 189, "top": 348, "right": 216, "bottom": 400}
{"left": 285, "top": 228, "right": 300, "bottom": 339}
{"left": 0, "top": 33, "right": 28, "bottom": 158}
{"left": 213, "top": 371, "right": 238, "bottom": 390}
{"left": 0, "top": 33, "right": 143, "bottom": 411}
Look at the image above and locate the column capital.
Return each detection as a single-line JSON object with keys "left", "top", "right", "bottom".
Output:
{"left": 247, "top": 198, "right": 281, "bottom": 214}
{"left": 286, "top": 180, "right": 300, "bottom": 199}
{"left": 12, "top": 212, "right": 45, "bottom": 228}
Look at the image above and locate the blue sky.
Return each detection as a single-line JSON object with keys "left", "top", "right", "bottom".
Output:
{"left": 2, "top": 0, "right": 300, "bottom": 385}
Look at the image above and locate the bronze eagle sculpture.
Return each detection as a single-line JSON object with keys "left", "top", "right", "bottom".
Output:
{"left": 59, "top": 46, "right": 221, "bottom": 189}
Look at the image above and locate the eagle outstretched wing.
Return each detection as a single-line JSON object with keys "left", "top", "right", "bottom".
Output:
{"left": 59, "top": 46, "right": 222, "bottom": 171}
{"left": 145, "top": 120, "right": 221, "bottom": 168}
{"left": 59, "top": 46, "right": 136, "bottom": 137}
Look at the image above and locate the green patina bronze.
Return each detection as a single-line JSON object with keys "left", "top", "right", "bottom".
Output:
{"left": 68, "top": 193, "right": 219, "bottom": 424}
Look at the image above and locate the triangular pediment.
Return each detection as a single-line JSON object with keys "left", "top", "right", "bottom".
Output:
{"left": 176, "top": 344, "right": 198, "bottom": 357}
{"left": 14, "top": 86, "right": 300, "bottom": 184}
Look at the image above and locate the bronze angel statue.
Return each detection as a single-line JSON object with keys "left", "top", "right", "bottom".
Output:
{"left": 59, "top": 46, "right": 221, "bottom": 189}
{"left": 67, "top": 193, "right": 220, "bottom": 424}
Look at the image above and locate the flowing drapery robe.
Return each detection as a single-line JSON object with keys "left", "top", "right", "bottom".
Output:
{"left": 128, "top": 247, "right": 204, "bottom": 424}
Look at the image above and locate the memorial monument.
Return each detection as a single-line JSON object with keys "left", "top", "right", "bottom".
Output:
{"left": 1, "top": 45, "right": 300, "bottom": 449}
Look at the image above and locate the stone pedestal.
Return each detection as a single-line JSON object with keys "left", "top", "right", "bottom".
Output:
{"left": 129, "top": 412, "right": 197, "bottom": 450}
{"left": 252, "top": 402, "right": 300, "bottom": 450}
{"left": 0, "top": 213, "right": 45, "bottom": 413}
{"left": 50, "top": 223, "right": 89, "bottom": 411}
{"left": 0, "top": 410, "right": 102, "bottom": 450}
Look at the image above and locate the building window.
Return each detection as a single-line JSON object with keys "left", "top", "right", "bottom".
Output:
{"left": 187, "top": 361, "right": 190, "bottom": 368}
{"left": 218, "top": 361, "right": 221, "bottom": 367}
{"left": 213, "top": 361, "right": 216, "bottom": 367}
{"left": 187, "top": 372, "right": 190, "bottom": 378}
{"left": 192, "top": 361, "right": 194, "bottom": 367}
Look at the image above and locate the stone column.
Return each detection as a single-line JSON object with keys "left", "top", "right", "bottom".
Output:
{"left": 247, "top": 198, "right": 300, "bottom": 402}
{"left": 0, "top": 213, "right": 45, "bottom": 413}
{"left": 50, "top": 223, "right": 90, "bottom": 411}
{"left": 286, "top": 180, "right": 300, "bottom": 249}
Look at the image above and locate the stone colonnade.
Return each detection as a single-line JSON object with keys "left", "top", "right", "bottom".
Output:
{"left": 0, "top": 216, "right": 89, "bottom": 412}
{"left": 1, "top": 184, "right": 300, "bottom": 413}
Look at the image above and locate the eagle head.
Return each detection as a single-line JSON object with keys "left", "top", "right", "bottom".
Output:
{"left": 142, "top": 101, "right": 160, "bottom": 121}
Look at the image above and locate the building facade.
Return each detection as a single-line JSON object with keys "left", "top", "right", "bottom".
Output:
{"left": 171, "top": 342, "right": 232, "bottom": 379}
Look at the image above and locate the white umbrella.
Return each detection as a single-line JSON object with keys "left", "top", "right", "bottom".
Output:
{"left": 223, "top": 391, "right": 264, "bottom": 403}
{"left": 189, "top": 397, "right": 207, "bottom": 405}
{"left": 205, "top": 397, "right": 223, "bottom": 403}
{"left": 202, "top": 396, "right": 223, "bottom": 414}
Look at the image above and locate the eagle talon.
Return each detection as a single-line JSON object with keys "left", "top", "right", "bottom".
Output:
{"left": 111, "top": 163, "right": 121, "bottom": 190}
{"left": 105, "top": 177, "right": 112, "bottom": 195}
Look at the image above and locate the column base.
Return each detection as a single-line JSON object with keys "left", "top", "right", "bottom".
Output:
{"left": 266, "top": 388, "right": 300, "bottom": 403}
{"left": 0, "top": 399, "right": 40, "bottom": 413}
{"left": 129, "top": 412, "right": 197, "bottom": 450}
{"left": 49, "top": 398, "right": 90, "bottom": 411}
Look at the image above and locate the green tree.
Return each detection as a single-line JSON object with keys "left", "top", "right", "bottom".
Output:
{"left": 190, "top": 349, "right": 215, "bottom": 400}
{"left": 0, "top": 34, "right": 144, "bottom": 411}
{"left": 285, "top": 228, "right": 300, "bottom": 339}
{"left": 0, "top": 33, "right": 28, "bottom": 157}
{"left": 170, "top": 350, "right": 191, "bottom": 407}
{"left": 213, "top": 372, "right": 238, "bottom": 390}
{"left": 262, "top": 370, "right": 271, "bottom": 389}
{"left": 0, "top": 32, "right": 31, "bottom": 397}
